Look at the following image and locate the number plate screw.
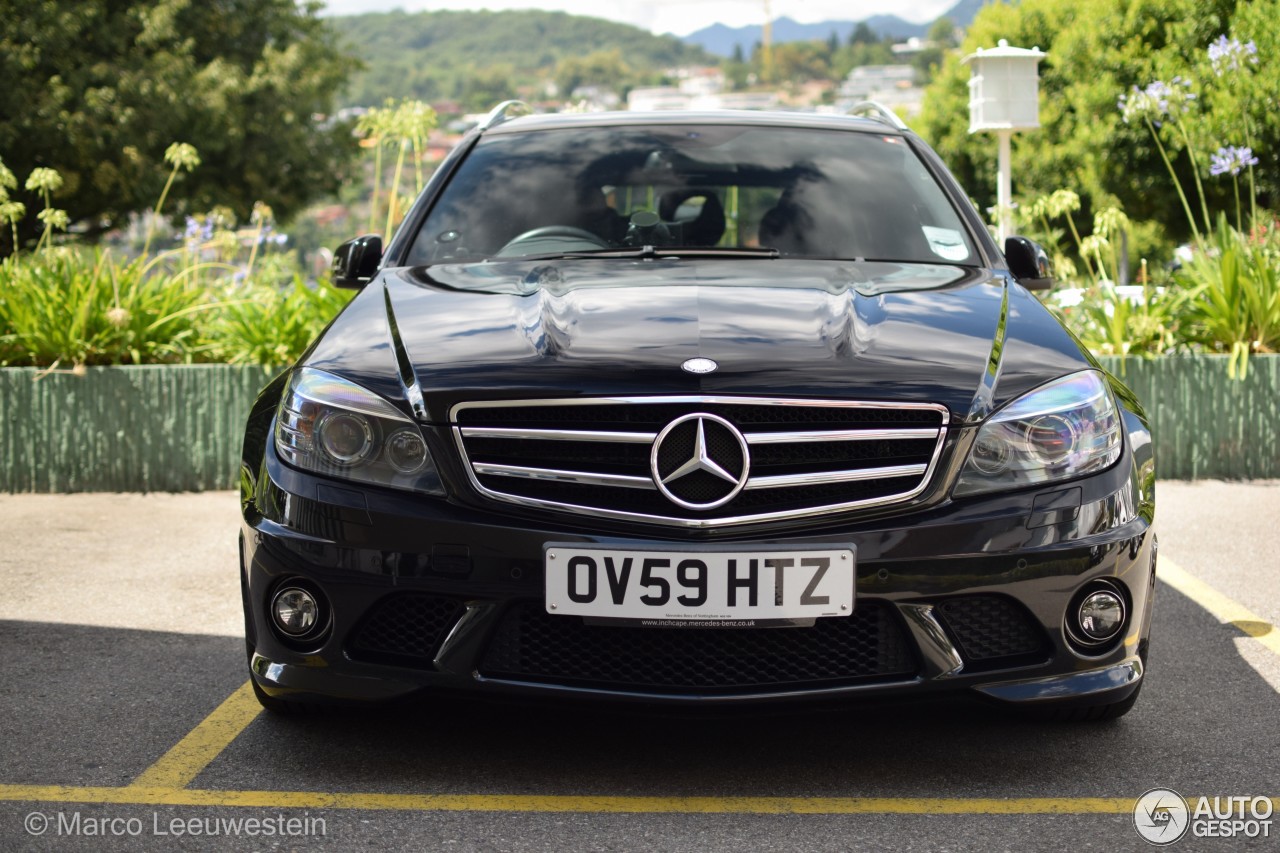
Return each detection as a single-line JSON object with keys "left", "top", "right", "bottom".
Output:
{"left": 549, "top": 603, "right": 557, "bottom": 610}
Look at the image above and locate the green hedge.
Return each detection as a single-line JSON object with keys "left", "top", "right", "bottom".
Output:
{"left": 0, "top": 357, "right": 1276, "bottom": 492}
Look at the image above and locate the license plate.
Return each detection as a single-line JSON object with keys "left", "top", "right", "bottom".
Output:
{"left": 544, "top": 545, "right": 855, "bottom": 626}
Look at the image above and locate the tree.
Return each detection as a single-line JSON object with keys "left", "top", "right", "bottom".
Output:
{"left": 770, "top": 42, "right": 832, "bottom": 84}
{"left": 927, "top": 17, "right": 959, "bottom": 49}
{"left": 849, "top": 22, "right": 878, "bottom": 47}
{"left": 554, "top": 50, "right": 633, "bottom": 99}
{"left": 459, "top": 64, "right": 518, "bottom": 111}
{"left": 913, "top": 18, "right": 958, "bottom": 82}
{"left": 0, "top": 0, "right": 360, "bottom": 254}
{"left": 914, "top": 0, "right": 1273, "bottom": 249}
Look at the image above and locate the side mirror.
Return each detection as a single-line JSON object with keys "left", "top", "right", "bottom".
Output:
{"left": 1004, "top": 236, "right": 1054, "bottom": 291}
{"left": 331, "top": 234, "right": 383, "bottom": 289}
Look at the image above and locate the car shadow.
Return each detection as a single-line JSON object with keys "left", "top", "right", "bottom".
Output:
{"left": 2, "top": 580, "right": 1276, "bottom": 800}
{"left": 208, "top": 581, "right": 1280, "bottom": 798}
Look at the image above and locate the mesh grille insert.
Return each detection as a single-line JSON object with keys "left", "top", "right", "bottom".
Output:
{"left": 479, "top": 600, "right": 917, "bottom": 694}
{"left": 347, "top": 594, "right": 465, "bottom": 667}
{"left": 935, "top": 595, "right": 1048, "bottom": 664}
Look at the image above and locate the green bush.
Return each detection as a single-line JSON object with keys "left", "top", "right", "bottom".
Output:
{"left": 0, "top": 249, "right": 211, "bottom": 366}
{"left": 210, "top": 274, "right": 354, "bottom": 366}
{"left": 0, "top": 249, "right": 353, "bottom": 369}
{"left": 1178, "top": 215, "right": 1280, "bottom": 376}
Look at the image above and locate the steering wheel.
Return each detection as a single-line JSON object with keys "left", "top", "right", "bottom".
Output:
{"left": 496, "top": 225, "right": 610, "bottom": 256}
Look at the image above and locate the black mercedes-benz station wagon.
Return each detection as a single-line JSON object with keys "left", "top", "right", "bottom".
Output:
{"left": 240, "top": 103, "right": 1156, "bottom": 720}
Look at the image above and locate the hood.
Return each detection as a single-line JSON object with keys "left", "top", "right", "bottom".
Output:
{"left": 303, "top": 258, "right": 1088, "bottom": 424}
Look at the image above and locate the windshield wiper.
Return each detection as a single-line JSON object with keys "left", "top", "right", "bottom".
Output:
{"left": 507, "top": 245, "right": 781, "bottom": 262}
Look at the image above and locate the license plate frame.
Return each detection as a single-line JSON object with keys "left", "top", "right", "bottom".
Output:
{"left": 543, "top": 543, "right": 856, "bottom": 627}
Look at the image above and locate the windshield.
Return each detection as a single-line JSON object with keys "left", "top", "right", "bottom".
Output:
{"left": 405, "top": 124, "right": 978, "bottom": 266}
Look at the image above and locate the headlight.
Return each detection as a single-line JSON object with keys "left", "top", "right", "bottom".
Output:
{"left": 953, "top": 370, "right": 1121, "bottom": 496}
{"left": 273, "top": 368, "right": 443, "bottom": 495}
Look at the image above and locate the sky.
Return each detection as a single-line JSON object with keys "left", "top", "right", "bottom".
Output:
{"left": 316, "top": 0, "right": 960, "bottom": 38}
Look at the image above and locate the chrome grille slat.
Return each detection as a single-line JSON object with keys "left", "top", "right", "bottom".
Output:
{"left": 471, "top": 461, "right": 930, "bottom": 492}
{"left": 462, "top": 426, "right": 939, "bottom": 445}
{"left": 471, "top": 463, "right": 656, "bottom": 490}
{"left": 451, "top": 395, "right": 949, "bottom": 528}
{"left": 744, "top": 428, "right": 939, "bottom": 444}
{"left": 744, "top": 463, "right": 929, "bottom": 490}
{"left": 459, "top": 427, "right": 657, "bottom": 443}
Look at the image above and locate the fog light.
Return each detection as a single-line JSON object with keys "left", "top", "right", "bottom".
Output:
{"left": 272, "top": 587, "right": 319, "bottom": 637}
{"left": 1076, "top": 590, "right": 1125, "bottom": 643}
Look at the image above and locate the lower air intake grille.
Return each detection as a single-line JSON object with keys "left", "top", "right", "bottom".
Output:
{"left": 347, "top": 594, "right": 464, "bottom": 667}
{"left": 935, "top": 595, "right": 1047, "bottom": 665}
{"left": 479, "top": 601, "right": 917, "bottom": 694}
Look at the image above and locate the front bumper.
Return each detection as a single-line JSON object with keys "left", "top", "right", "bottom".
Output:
{"left": 240, "top": 439, "right": 1157, "bottom": 710}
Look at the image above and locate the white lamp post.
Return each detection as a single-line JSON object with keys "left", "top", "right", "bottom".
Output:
{"left": 963, "top": 40, "right": 1046, "bottom": 242}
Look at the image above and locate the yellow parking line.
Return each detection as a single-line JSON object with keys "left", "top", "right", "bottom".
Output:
{"left": 1160, "top": 558, "right": 1280, "bottom": 658}
{"left": 90, "top": 557, "right": 1271, "bottom": 811}
{"left": 0, "top": 784, "right": 1225, "bottom": 814}
{"left": 128, "top": 682, "right": 262, "bottom": 789}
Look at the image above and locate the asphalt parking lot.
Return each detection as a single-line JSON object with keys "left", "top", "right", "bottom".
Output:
{"left": 0, "top": 481, "right": 1277, "bottom": 851}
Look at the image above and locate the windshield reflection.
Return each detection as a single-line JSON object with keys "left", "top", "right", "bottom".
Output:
{"left": 405, "top": 126, "right": 977, "bottom": 267}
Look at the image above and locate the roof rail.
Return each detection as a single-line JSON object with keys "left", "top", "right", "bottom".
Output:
{"left": 848, "top": 101, "right": 910, "bottom": 132}
{"left": 481, "top": 100, "right": 533, "bottom": 130}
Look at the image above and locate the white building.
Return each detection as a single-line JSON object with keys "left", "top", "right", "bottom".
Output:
{"left": 836, "top": 64, "right": 925, "bottom": 116}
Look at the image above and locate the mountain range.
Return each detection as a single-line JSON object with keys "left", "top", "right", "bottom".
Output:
{"left": 681, "top": 0, "right": 992, "bottom": 57}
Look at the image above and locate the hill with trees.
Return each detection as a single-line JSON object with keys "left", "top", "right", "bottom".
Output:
{"left": 334, "top": 9, "right": 715, "bottom": 109}
{"left": 681, "top": 0, "right": 995, "bottom": 57}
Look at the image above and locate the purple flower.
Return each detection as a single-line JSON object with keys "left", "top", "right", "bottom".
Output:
{"left": 1209, "top": 145, "right": 1259, "bottom": 176}
{"left": 1118, "top": 78, "right": 1196, "bottom": 124}
{"left": 183, "top": 216, "right": 200, "bottom": 239}
{"left": 1208, "top": 34, "right": 1258, "bottom": 75}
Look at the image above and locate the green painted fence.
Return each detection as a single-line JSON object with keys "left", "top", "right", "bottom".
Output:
{"left": 0, "top": 358, "right": 1276, "bottom": 492}
{"left": 1097, "top": 356, "right": 1280, "bottom": 480}
{"left": 0, "top": 365, "right": 276, "bottom": 492}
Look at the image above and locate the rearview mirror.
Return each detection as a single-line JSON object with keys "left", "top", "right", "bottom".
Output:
{"left": 331, "top": 234, "right": 383, "bottom": 289}
{"left": 1004, "top": 236, "right": 1054, "bottom": 291}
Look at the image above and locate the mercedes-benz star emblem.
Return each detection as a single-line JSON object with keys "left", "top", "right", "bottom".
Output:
{"left": 681, "top": 357, "right": 718, "bottom": 375}
{"left": 650, "top": 413, "right": 750, "bottom": 510}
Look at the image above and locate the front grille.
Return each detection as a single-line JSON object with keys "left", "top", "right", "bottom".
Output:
{"left": 478, "top": 601, "right": 917, "bottom": 694}
{"left": 452, "top": 396, "right": 948, "bottom": 527}
{"left": 347, "top": 594, "right": 464, "bottom": 667}
{"left": 935, "top": 595, "right": 1048, "bottom": 666}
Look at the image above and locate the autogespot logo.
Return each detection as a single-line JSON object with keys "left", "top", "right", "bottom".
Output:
{"left": 1134, "top": 788, "right": 1191, "bottom": 845}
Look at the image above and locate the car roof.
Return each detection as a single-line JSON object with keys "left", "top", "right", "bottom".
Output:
{"left": 482, "top": 109, "right": 907, "bottom": 137}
